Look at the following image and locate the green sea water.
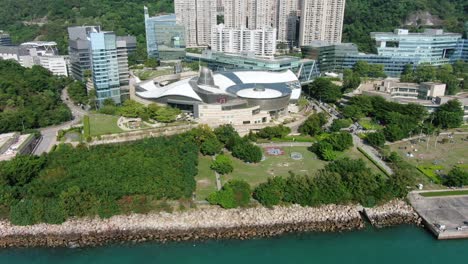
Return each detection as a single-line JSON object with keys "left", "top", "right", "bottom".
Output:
{"left": 1, "top": 226, "right": 467, "bottom": 264}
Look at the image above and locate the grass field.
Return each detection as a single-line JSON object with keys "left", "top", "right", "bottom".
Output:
{"left": 134, "top": 69, "right": 173, "bottom": 81}
{"left": 89, "top": 114, "right": 124, "bottom": 136}
{"left": 389, "top": 134, "right": 468, "bottom": 185}
{"left": 195, "top": 145, "right": 384, "bottom": 199}
{"left": 420, "top": 190, "right": 468, "bottom": 197}
{"left": 195, "top": 155, "right": 218, "bottom": 200}
{"left": 358, "top": 118, "right": 383, "bottom": 131}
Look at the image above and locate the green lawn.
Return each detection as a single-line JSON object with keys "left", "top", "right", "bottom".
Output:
{"left": 134, "top": 69, "right": 173, "bottom": 81}
{"left": 89, "top": 114, "right": 124, "bottom": 136}
{"left": 195, "top": 155, "right": 217, "bottom": 200}
{"left": 195, "top": 145, "right": 391, "bottom": 200}
{"left": 358, "top": 118, "right": 383, "bottom": 131}
{"left": 389, "top": 134, "right": 468, "bottom": 187}
{"left": 223, "top": 146, "right": 326, "bottom": 187}
{"left": 420, "top": 190, "right": 468, "bottom": 197}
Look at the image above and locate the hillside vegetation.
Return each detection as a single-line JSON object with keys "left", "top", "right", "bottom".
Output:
{"left": 0, "top": 0, "right": 465, "bottom": 57}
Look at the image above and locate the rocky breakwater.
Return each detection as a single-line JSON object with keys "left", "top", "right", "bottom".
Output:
{"left": 0, "top": 204, "right": 363, "bottom": 248}
{"left": 364, "top": 200, "right": 422, "bottom": 228}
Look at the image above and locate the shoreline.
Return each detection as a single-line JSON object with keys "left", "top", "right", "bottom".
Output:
{"left": 0, "top": 200, "right": 420, "bottom": 248}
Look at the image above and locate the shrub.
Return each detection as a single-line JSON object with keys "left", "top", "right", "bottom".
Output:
{"left": 253, "top": 177, "right": 286, "bottom": 207}
{"left": 329, "top": 119, "right": 353, "bottom": 132}
{"left": 256, "top": 125, "right": 291, "bottom": 140}
{"left": 366, "top": 132, "right": 386, "bottom": 147}
{"left": 208, "top": 180, "right": 251, "bottom": 208}
{"left": 210, "top": 154, "right": 234, "bottom": 175}
{"left": 443, "top": 166, "right": 468, "bottom": 187}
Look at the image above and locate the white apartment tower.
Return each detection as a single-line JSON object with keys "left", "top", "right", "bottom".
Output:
{"left": 299, "top": 0, "right": 346, "bottom": 45}
{"left": 224, "top": 0, "right": 248, "bottom": 28}
{"left": 211, "top": 24, "right": 277, "bottom": 57}
{"left": 277, "top": 0, "right": 300, "bottom": 45}
{"left": 224, "top": 0, "right": 277, "bottom": 30}
{"left": 175, "top": 0, "right": 217, "bottom": 47}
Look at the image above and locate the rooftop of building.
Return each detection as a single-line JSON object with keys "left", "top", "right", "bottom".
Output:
{"left": 371, "top": 28, "right": 462, "bottom": 38}
{"left": 136, "top": 69, "right": 300, "bottom": 102}
{"left": 146, "top": 13, "right": 176, "bottom": 21}
{"left": 0, "top": 133, "right": 34, "bottom": 162}
{"left": 187, "top": 51, "right": 313, "bottom": 64}
{"left": 20, "top": 41, "right": 58, "bottom": 47}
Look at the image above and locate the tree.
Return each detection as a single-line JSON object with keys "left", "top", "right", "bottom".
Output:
{"left": 343, "top": 69, "right": 361, "bottom": 91}
{"left": 214, "top": 124, "right": 239, "bottom": 146}
{"left": 325, "top": 132, "right": 353, "bottom": 151}
{"left": 200, "top": 136, "right": 223, "bottom": 156}
{"left": 253, "top": 177, "right": 286, "bottom": 207}
{"left": 0, "top": 156, "right": 46, "bottom": 187}
{"left": 232, "top": 139, "right": 263, "bottom": 163}
{"left": 306, "top": 78, "right": 342, "bottom": 103}
{"left": 299, "top": 113, "right": 328, "bottom": 136}
{"left": 443, "top": 166, "right": 468, "bottom": 187}
{"left": 152, "top": 106, "right": 181, "bottom": 123}
{"left": 433, "top": 99, "right": 464, "bottom": 129}
{"left": 329, "top": 119, "right": 353, "bottom": 132}
{"left": 400, "top": 64, "right": 415, "bottom": 82}
{"left": 341, "top": 105, "right": 364, "bottom": 120}
{"left": 207, "top": 180, "right": 251, "bottom": 208}
{"left": 366, "top": 132, "right": 386, "bottom": 147}
{"left": 256, "top": 125, "right": 291, "bottom": 139}
{"left": 314, "top": 171, "right": 351, "bottom": 204}
{"left": 210, "top": 154, "right": 234, "bottom": 175}
{"left": 312, "top": 141, "right": 337, "bottom": 161}
{"left": 414, "top": 64, "right": 436, "bottom": 82}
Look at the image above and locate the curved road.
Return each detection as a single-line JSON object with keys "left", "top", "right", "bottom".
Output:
{"left": 33, "top": 87, "right": 87, "bottom": 155}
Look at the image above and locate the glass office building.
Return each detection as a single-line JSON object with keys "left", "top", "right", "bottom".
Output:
{"left": 185, "top": 50, "right": 319, "bottom": 84}
{"left": 302, "top": 29, "right": 467, "bottom": 77}
{"left": 144, "top": 7, "right": 186, "bottom": 61}
{"left": 90, "top": 32, "right": 121, "bottom": 106}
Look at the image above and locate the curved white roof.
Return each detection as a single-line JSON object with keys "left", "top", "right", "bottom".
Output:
{"left": 136, "top": 70, "right": 300, "bottom": 102}
{"left": 136, "top": 78, "right": 202, "bottom": 101}
{"left": 237, "top": 88, "right": 283, "bottom": 99}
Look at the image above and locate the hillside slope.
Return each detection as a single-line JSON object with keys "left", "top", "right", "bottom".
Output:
{"left": 0, "top": 0, "right": 466, "bottom": 57}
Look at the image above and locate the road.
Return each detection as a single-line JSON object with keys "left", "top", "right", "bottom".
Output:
{"left": 33, "top": 87, "right": 87, "bottom": 155}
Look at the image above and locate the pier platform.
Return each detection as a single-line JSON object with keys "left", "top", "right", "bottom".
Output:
{"left": 409, "top": 190, "right": 468, "bottom": 239}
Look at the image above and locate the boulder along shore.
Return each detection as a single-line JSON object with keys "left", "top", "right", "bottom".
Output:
{"left": 0, "top": 200, "right": 419, "bottom": 248}
{"left": 364, "top": 200, "right": 422, "bottom": 228}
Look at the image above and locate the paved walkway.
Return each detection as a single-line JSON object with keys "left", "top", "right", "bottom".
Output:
{"left": 352, "top": 134, "right": 394, "bottom": 175}
{"left": 212, "top": 155, "right": 222, "bottom": 191}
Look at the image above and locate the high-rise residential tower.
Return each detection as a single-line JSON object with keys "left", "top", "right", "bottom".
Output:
{"left": 174, "top": 0, "right": 217, "bottom": 47}
{"left": 277, "top": 0, "right": 300, "bottom": 46}
{"left": 225, "top": 0, "right": 277, "bottom": 30}
{"left": 224, "top": 0, "right": 248, "bottom": 28}
{"left": 211, "top": 24, "right": 277, "bottom": 57}
{"left": 299, "top": 0, "right": 346, "bottom": 46}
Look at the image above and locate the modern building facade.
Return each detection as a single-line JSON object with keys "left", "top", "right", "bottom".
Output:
{"left": 0, "top": 31, "right": 12, "bottom": 46}
{"left": 302, "top": 29, "right": 468, "bottom": 77}
{"left": 277, "top": 0, "right": 300, "bottom": 46}
{"left": 185, "top": 50, "right": 319, "bottom": 83}
{"left": 224, "top": 0, "right": 278, "bottom": 30}
{"left": 68, "top": 26, "right": 101, "bottom": 81}
{"left": 90, "top": 32, "right": 121, "bottom": 105}
{"left": 144, "top": 9, "right": 186, "bottom": 61}
{"left": 299, "top": 0, "right": 346, "bottom": 45}
{"left": 371, "top": 29, "right": 462, "bottom": 66}
{"left": 174, "top": 0, "right": 217, "bottom": 47}
{"left": 136, "top": 67, "right": 301, "bottom": 125}
{"left": 211, "top": 24, "right": 277, "bottom": 57}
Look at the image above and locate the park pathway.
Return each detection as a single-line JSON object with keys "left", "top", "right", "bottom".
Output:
{"left": 352, "top": 134, "right": 394, "bottom": 175}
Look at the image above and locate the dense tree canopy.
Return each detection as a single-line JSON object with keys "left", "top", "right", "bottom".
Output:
{"left": 0, "top": 135, "right": 198, "bottom": 225}
{"left": 433, "top": 99, "right": 464, "bottom": 129}
{"left": 0, "top": 60, "right": 72, "bottom": 133}
{"left": 305, "top": 78, "right": 342, "bottom": 103}
{"left": 343, "top": 0, "right": 467, "bottom": 52}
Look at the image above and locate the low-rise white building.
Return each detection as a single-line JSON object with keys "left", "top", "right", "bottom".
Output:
{"left": 0, "top": 41, "right": 68, "bottom": 76}
{"left": 211, "top": 24, "right": 277, "bottom": 58}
